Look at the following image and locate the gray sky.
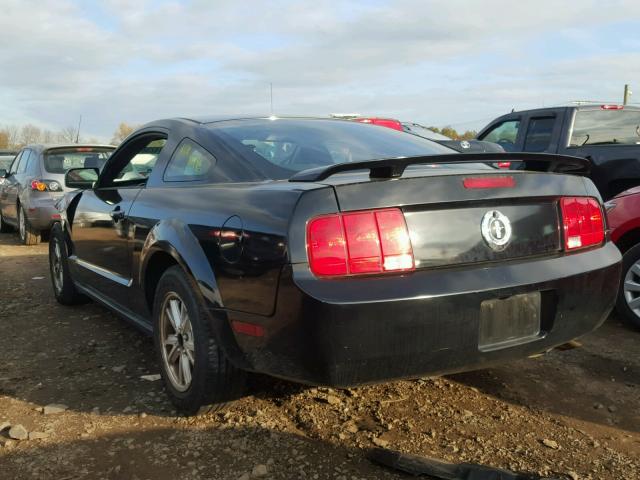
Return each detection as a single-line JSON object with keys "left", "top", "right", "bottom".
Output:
{"left": 1, "top": 0, "right": 639, "bottom": 141}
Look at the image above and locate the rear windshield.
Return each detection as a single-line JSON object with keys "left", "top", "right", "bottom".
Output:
{"left": 209, "top": 118, "right": 455, "bottom": 179}
{"left": 569, "top": 109, "right": 640, "bottom": 146}
{"left": 44, "top": 147, "right": 114, "bottom": 174}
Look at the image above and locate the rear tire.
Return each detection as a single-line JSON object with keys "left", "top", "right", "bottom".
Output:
{"left": 615, "top": 243, "right": 640, "bottom": 330}
{"left": 0, "top": 210, "right": 12, "bottom": 233}
{"left": 49, "top": 223, "right": 87, "bottom": 305}
{"left": 19, "top": 205, "right": 40, "bottom": 245}
{"left": 152, "top": 266, "right": 246, "bottom": 415}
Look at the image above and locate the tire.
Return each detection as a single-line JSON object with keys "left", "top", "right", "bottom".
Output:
{"left": 0, "top": 209, "right": 13, "bottom": 233}
{"left": 18, "top": 205, "right": 40, "bottom": 245}
{"left": 615, "top": 243, "right": 640, "bottom": 330}
{"left": 49, "top": 223, "right": 87, "bottom": 305}
{"left": 152, "top": 266, "right": 246, "bottom": 415}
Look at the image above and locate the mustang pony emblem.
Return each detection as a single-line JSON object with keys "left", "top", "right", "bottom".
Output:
{"left": 481, "top": 210, "right": 512, "bottom": 250}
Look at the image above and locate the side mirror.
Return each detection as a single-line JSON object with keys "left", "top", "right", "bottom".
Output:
{"left": 0, "top": 169, "right": 7, "bottom": 178}
{"left": 65, "top": 167, "right": 99, "bottom": 190}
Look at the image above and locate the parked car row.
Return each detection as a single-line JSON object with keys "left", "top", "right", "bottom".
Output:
{"left": 0, "top": 112, "right": 637, "bottom": 416}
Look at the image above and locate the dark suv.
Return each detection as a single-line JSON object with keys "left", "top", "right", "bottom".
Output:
{"left": 0, "top": 144, "right": 115, "bottom": 244}
{"left": 477, "top": 104, "right": 640, "bottom": 200}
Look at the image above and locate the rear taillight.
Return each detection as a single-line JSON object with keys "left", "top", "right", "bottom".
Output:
{"left": 496, "top": 161, "right": 512, "bottom": 169}
{"left": 600, "top": 104, "right": 624, "bottom": 110}
{"left": 307, "top": 208, "right": 414, "bottom": 277}
{"left": 30, "top": 179, "right": 62, "bottom": 192}
{"left": 31, "top": 180, "right": 47, "bottom": 191}
{"left": 560, "top": 197, "right": 605, "bottom": 251}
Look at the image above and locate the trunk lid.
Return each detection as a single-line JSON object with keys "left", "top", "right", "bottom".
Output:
{"left": 318, "top": 167, "right": 591, "bottom": 268}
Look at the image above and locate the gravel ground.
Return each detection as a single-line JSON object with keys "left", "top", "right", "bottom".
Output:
{"left": 0, "top": 233, "right": 638, "bottom": 479}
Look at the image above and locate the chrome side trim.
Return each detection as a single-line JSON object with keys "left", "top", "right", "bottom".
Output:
{"left": 69, "top": 255, "right": 133, "bottom": 287}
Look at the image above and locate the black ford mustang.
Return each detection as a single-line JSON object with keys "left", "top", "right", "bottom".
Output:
{"left": 49, "top": 116, "right": 621, "bottom": 415}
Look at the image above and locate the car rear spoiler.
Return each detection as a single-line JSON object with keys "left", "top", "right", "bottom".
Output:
{"left": 289, "top": 153, "right": 590, "bottom": 182}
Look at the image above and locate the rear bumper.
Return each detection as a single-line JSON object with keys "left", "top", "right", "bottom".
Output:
{"left": 24, "top": 197, "right": 60, "bottom": 231}
{"left": 225, "top": 243, "right": 621, "bottom": 387}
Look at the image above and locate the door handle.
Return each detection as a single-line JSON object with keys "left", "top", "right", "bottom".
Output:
{"left": 110, "top": 207, "right": 125, "bottom": 221}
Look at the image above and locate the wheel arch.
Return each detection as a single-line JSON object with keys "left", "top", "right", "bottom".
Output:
{"left": 139, "top": 220, "right": 224, "bottom": 312}
{"left": 614, "top": 227, "right": 640, "bottom": 255}
{"left": 140, "top": 222, "right": 250, "bottom": 369}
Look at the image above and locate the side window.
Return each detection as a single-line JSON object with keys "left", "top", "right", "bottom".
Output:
{"left": 110, "top": 137, "right": 167, "bottom": 185}
{"left": 9, "top": 151, "right": 23, "bottom": 174}
{"left": 481, "top": 120, "right": 520, "bottom": 151}
{"left": 523, "top": 117, "right": 555, "bottom": 152}
{"left": 17, "top": 150, "right": 31, "bottom": 173}
{"left": 164, "top": 139, "right": 216, "bottom": 182}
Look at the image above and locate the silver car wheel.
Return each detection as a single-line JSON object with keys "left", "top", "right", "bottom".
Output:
{"left": 623, "top": 260, "right": 640, "bottom": 319}
{"left": 19, "top": 207, "right": 25, "bottom": 240}
{"left": 159, "top": 293, "right": 195, "bottom": 392}
{"left": 51, "top": 239, "right": 64, "bottom": 294}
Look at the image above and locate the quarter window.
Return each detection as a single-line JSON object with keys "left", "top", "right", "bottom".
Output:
{"left": 523, "top": 117, "right": 555, "bottom": 152}
{"left": 164, "top": 139, "right": 216, "bottom": 182}
{"left": 481, "top": 120, "right": 520, "bottom": 151}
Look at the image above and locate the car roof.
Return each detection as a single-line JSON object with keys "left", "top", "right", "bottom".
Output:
{"left": 21, "top": 144, "right": 116, "bottom": 153}
{"left": 507, "top": 104, "right": 640, "bottom": 115}
{"left": 150, "top": 115, "right": 351, "bottom": 126}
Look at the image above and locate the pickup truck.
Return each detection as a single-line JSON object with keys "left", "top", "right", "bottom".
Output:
{"left": 477, "top": 105, "right": 640, "bottom": 200}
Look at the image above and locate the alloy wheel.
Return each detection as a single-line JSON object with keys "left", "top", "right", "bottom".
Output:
{"left": 159, "top": 293, "right": 195, "bottom": 392}
{"left": 51, "top": 239, "right": 64, "bottom": 294}
{"left": 623, "top": 260, "right": 640, "bottom": 319}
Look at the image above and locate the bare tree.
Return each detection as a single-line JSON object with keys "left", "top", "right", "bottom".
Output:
{"left": 58, "top": 126, "right": 78, "bottom": 143}
{"left": 41, "top": 129, "right": 56, "bottom": 143}
{"left": 19, "top": 124, "right": 42, "bottom": 145}
{"left": 3, "top": 125, "right": 20, "bottom": 148}
{"left": 0, "top": 131, "right": 8, "bottom": 149}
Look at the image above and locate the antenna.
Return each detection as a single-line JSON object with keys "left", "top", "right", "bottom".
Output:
{"left": 270, "top": 83, "right": 273, "bottom": 115}
{"left": 75, "top": 115, "right": 82, "bottom": 143}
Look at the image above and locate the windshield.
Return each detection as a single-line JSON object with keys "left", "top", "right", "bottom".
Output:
{"left": 210, "top": 118, "right": 454, "bottom": 179}
{"left": 569, "top": 109, "right": 640, "bottom": 146}
{"left": 44, "top": 147, "right": 114, "bottom": 174}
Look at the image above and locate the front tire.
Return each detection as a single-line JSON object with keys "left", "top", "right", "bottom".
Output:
{"left": 153, "top": 266, "right": 246, "bottom": 415}
{"left": 19, "top": 205, "right": 40, "bottom": 245}
{"left": 616, "top": 243, "right": 640, "bottom": 330}
{"left": 49, "top": 223, "right": 87, "bottom": 305}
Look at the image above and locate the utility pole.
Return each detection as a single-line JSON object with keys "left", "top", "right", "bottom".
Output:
{"left": 623, "top": 84, "right": 632, "bottom": 105}
{"left": 75, "top": 115, "right": 82, "bottom": 143}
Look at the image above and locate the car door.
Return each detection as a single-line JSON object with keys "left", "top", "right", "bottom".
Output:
{"left": 0, "top": 150, "right": 25, "bottom": 222}
{"left": 69, "top": 132, "right": 168, "bottom": 310}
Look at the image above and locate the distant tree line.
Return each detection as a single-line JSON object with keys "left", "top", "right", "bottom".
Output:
{"left": 0, "top": 124, "right": 100, "bottom": 149}
{"left": 428, "top": 126, "right": 478, "bottom": 140}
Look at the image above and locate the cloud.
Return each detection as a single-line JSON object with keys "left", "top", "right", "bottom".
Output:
{"left": 0, "top": 0, "right": 638, "bottom": 139}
